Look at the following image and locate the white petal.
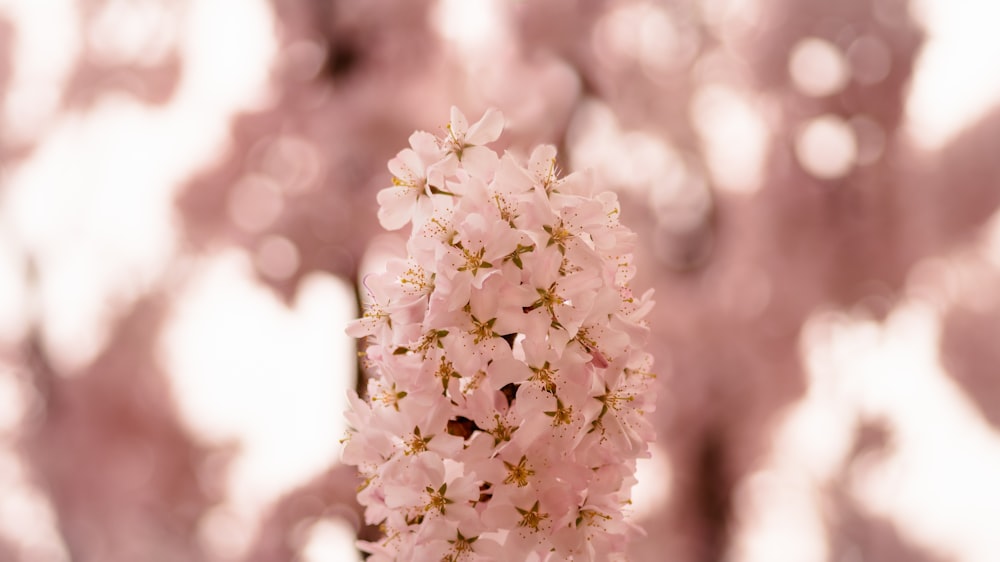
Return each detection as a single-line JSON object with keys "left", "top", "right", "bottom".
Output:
{"left": 492, "top": 153, "right": 534, "bottom": 194}
{"left": 387, "top": 148, "right": 425, "bottom": 180}
{"left": 459, "top": 146, "right": 499, "bottom": 179}
{"left": 408, "top": 130, "right": 439, "bottom": 155}
{"left": 528, "top": 144, "right": 558, "bottom": 180}
{"left": 376, "top": 186, "right": 415, "bottom": 230}
{"left": 449, "top": 106, "right": 469, "bottom": 135}
{"left": 466, "top": 107, "right": 505, "bottom": 145}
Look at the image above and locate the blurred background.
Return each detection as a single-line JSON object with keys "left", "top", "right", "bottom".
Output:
{"left": 2, "top": 0, "right": 1000, "bottom": 560}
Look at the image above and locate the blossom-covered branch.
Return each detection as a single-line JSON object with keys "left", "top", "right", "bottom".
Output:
{"left": 344, "top": 107, "right": 656, "bottom": 561}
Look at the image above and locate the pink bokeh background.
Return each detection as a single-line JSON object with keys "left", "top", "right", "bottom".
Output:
{"left": 2, "top": 0, "right": 1000, "bottom": 560}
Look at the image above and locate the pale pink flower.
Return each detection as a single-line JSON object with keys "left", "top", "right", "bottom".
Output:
{"left": 441, "top": 107, "right": 504, "bottom": 178}
{"left": 377, "top": 131, "right": 454, "bottom": 230}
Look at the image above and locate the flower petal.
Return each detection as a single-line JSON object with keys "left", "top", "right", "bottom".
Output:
{"left": 460, "top": 146, "right": 499, "bottom": 179}
{"left": 376, "top": 186, "right": 415, "bottom": 230}
{"left": 466, "top": 107, "right": 505, "bottom": 145}
{"left": 449, "top": 106, "right": 469, "bottom": 135}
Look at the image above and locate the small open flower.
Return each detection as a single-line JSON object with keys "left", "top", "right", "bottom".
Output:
{"left": 377, "top": 131, "right": 456, "bottom": 230}
{"left": 344, "top": 107, "right": 656, "bottom": 560}
{"left": 441, "top": 107, "right": 504, "bottom": 178}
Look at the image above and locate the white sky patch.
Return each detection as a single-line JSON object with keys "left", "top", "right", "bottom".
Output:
{"left": 159, "top": 251, "right": 356, "bottom": 557}
{"left": 728, "top": 469, "right": 829, "bottom": 562}
{"left": 593, "top": 3, "right": 699, "bottom": 77}
{"left": 630, "top": 442, "right": 672, "bottom": 521}
{"left": 794, "top": 114, "right": 857, "bottom": 180}
{"left": 788, "top": 38, "right": 849, "bottom": 98}
{"left": 727, "top": 317, "right": 848, "bottom": 562}
{"left": 0, "top": 0, "right": 277, "bottom": 374}
{"left": 0, "top": 482, "right": 70, "bottom": 562}
{"left": 299, "top": 518, "right": 364, "bottom": 562}
{"left": 906, "top": 0, "right": 1000, "bottom": 150}
{"left": 0, "top": 0, "right": 282, "bottom": 556}
{"left": 87, "top": 0, "right": 177, "bottom": 67}
{"left": 432, "top": 0, "right": 510, "bottom": 58}
{"left": 567, "top": 99, "right": 713, "bottom": 235}
{"left": 567, "top": 99, "right": 680, "bottom": 195}
{"left": 178, "top": 0, "right": 276, "bottom": 114}
{"left": 699, "top": 0, "right": 761, "bottom": 44}
{"left": 0, "top": 0, "right": 79, "bottom": 145}
{"left": 3, "top": 99, "right": 187, "bottom": 372}
{"left": 737, "top": 216, "right": 1000, "bottom": 562}
{"left": 691, "top": 85, "right": 769, "bottom": 194}
{"left": 829, "top": 305, "right": 1000, "bottom": 562}
{"left": 773, "top": 301, "right": 1000, "bottom": 562}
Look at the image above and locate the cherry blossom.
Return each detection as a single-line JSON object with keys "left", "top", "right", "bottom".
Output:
{"left": 344, "top": 107, "right": 656, "bottom": 560}
{"left": 377, "top": 131, "right": 456, "bottom": 230}
{"left": 442, "top": 107, "right": 504, "bottom": 178}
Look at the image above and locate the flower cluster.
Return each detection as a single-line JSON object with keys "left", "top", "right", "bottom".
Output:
{"left": 343, "top": 107, "right": 656, "bottom": 561}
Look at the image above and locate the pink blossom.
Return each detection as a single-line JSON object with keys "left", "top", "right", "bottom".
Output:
{"left": 344, "top": 107, "right": 656, "bottom": 560}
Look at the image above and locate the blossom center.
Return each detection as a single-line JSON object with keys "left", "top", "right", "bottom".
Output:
{"left": 487, "top": 414, "right": 517, "bottom": 446}
{"left": 392, "top": 174, "right": 425, "bottom": 192}
{"left": 424, "top": 483, "right": 453, "bottom": 514}
{"left": 404, "top": 426, "right": 432, "bottom": 455}
{"left": 529, "top": 361, "right": 558, "bottom": 393}
{"left": 503, "top": 455, "right": 534, "bottom": 487}
{"left": 455, "top": 244, "right": 492, "bottom": 276}
{"left": 516, "top": 501, "right": 549, "bottom": 532}
{"left": 545, "top": 397, "right": 574, "bottom": 426}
